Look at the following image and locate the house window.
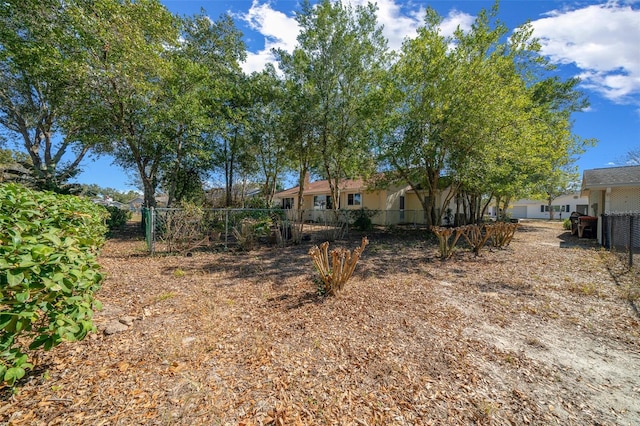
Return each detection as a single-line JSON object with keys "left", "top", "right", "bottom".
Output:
{"left": 347, "top": 193, "right": 361, "bottom": 206}
{"left": 313, "top": 195, "right": 325, "bottom": 209}
{"left": 540, "top": 205, "right": 548, "bottom": 212}
{"left": 282, "top": 198, "right": 293, "bottom": 209}
{"left": 314, "top": 195, "right": 333, "bottom": 209}
{"left": 551, "top": 205, "right": 561, "bottom": 212}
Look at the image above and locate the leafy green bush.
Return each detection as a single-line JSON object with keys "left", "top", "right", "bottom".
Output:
{"left": 105, "top": 205, "right": 132, "bottom": 233}
{"left": 0, "top": 183, "right": 108, "bottom": 385}
{"left": 563, "top": 218, "right": 571, "bottom": 230}
{"left": 352, "top": 208, "right": 377, "bottom": 231}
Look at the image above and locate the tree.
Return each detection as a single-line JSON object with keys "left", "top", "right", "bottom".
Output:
{"left": 278, "top": 0, "right": 388, "bottom": 216}
{"left": 379, "top": 8, "right": 501, "bottom": 226}
{"left": 179, "top": 12, "right": 248, "bottom": 207}
{"left": 530, "top": 165, "right": 579, "bottom": 220}
{"left": 72, "top": 0, "right": 180, "bottom": 208}
{"left": 244, "top": 66, "right": 288, "bottom": 206}
{"left": 0, "top": 0, "right": 94, "bottom": 192}
{"left": 623, "top": 146, "right": 640, "bottom": 165}
{"left": 379, "top": 5, "right": 592, "bottom": 226}
{"left": 0, "top": 148, "right": 30, "bottom": 183}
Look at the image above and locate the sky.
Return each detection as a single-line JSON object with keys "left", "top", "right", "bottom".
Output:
{"left": 72, "top": 0, "right": 640, "bottom": 191}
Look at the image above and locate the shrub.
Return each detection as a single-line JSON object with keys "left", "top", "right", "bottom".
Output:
{"left": 563, "top": 218, "right": 571, "bottom": 230}
{"left": 105, "top": 205, "right": 132, "bottom": 233}
{"left": 0, "top": 183, "right": 108, "bottom": 385}
{"left": 309, "top": 237, "right": 368, "bottom": 296}
{"left": 351, "top": 208, "right": 377, "bottom": 231}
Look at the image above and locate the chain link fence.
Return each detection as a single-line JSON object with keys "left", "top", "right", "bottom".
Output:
{"left": 142, "top": 207, "right": 444, "bottom": 254}
{"left": 602, "top": 213, "right": 640, "bottom": 267}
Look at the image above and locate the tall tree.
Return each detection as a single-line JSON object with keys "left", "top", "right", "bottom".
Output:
{"left": 0, "top": 0, "right": 93, "bottom": 192}
{"left": 179, "top": 12, "right": 247, "bottom": 207}
{"left": 278, "top": 0, "right": 388, "bottom": 214}
{"left": 244, "top": 65, "right": 288, "bottom": 206}
{"left": 72, "top": 0, "right": 180, "bottom": 208}
{"left": 379, "top": 8, "right": 475, "bottom": 226}
{"left": 379, "top": 6, "right": 591, "bottom": 226}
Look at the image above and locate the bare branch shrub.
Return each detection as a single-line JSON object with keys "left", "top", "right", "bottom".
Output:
{"left": 461, "top": 224, "right": 495, "bottom": 255}
{"left": 431, "top": 226, "right": 465, "bottom": 259}
{"left": 309, "top": 237, "right": 369, "bottom": 296}
{"left": 162, "top": 203, "right": 208, "bottom": 253}
{"left": 490, "top": 222, "right": 519, "bottom": 248}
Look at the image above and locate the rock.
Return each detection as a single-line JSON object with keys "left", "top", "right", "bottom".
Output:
{"left": 182, "top": 336, "right": 196, "bottom": 346}
{"left": 119, "top": 316, "right": 136, "bottom": 327}
{"left": 104, "top": 321, "right": 129, "bottom": 335}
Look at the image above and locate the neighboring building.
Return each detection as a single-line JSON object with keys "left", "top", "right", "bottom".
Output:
{"left": 273, "top": 173, "right": 458, "bottom": 226}
{"left": 581, "top": 165, "right": 640, "bottom": 215}
{"left": 504, "top": 193, "right": 589, "bottom": 220}
{"left": 580, "top": 165, "right": 640, "bottom": 244}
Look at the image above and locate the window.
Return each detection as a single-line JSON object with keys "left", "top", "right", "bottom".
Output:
{"left": 347, "top": 193, "right": 361, "bottom": 206}
{"left": 551, "top": 205, "right": 561, "bottom": 212}
{"left": 282, "top": 198, "right": 293, "bottom": 209}
{"left": 313, "top": 195, "right": 326, "bottom": 209}
{"left": 314, "top": 195, "right": 332, "bottom": 209}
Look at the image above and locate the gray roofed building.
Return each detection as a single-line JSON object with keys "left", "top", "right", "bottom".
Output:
{"left": 581, "top": 165, "right": 640, "bottom": 192}
{"left": 580, "top": 165, "right": 640, "bottom": 245}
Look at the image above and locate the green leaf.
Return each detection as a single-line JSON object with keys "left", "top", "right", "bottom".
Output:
{"left": 15, "top": 291, "right": 30, "bottom": 303}
{"left": 4, "top": 367, "right": 26, "bottom": 385}
{"left": 7, "top": 270, "right": 24, "bottom": 286}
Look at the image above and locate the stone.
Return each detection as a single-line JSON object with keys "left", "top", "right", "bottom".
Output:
{"left": 104, "top": 321, "right": 129, "bottom": 335}
{"left": 119, "top": 316, "right": 136, "bottom": 327}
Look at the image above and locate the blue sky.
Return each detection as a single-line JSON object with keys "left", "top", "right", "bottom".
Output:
{"left": 73, "top": 0, "right": 640, "bottom": 191}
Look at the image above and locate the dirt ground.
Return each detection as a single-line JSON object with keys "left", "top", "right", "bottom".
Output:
{"left": 1, "top": 220, "right": 639, "bottom": 425}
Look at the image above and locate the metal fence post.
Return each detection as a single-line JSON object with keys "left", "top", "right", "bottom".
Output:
{"left": 224, "top": 209, "right": 229, "bottom": 251}
{"left": 629, "top": 215, "right": 634, "bottom": 268}
{"left": 150, "top": 207, "right": 155, "bottom": 255}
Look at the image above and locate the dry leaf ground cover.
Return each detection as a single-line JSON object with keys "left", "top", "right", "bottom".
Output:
{"left": 1, "top": 220, "right": 639, "bottom": 425}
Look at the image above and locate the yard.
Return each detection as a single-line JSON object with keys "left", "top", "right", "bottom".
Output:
{"left": 1, "top": 221, "right": 639, "bottom": 425}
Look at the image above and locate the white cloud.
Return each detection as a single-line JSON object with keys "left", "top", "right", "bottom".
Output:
{"left": 439, "top": 9, "right": 475, "bottom": 38}
{"left": 345, "top": 0, "right": 421, "bottom": 50}
{"left": 530, "top": 2, "right": 640, "bottom": 104}
{"left": 238, "top": 0, "right": 299, "bottom": 73}
{"left": 238, "top": 0, "right": 475, "bottom": 72}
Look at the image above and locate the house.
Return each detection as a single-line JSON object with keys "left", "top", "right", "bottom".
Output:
{"left": 504, "top": 193, "right": 589, "bottom": 220}
{"left": 580, "top": 165, "right": 640, "bottom": 244}
{"left": 273, "top": 173, "right": 458, "bottom": 226}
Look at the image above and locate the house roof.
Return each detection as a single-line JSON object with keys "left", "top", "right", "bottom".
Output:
{"left": 275, "top": 177, "right": 366, "bottom": 198}
{"left": 581, "top": 165, "right": 640, "bottom": 193}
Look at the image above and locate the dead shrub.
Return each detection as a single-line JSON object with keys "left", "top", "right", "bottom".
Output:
{"left": 309, "top": 237, "right": 369, "bottom": 296}
{"left": 431, "top": 226, "right": 465, "bottom": 259}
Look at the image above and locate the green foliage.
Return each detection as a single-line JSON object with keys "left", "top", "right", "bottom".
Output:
{"left": 0, "top": 183, "right": 108, "bottom": 385}
{"left": 351, "top": 208, "right": 377, "bottom": 231}
{"left": 232, "top": 217, "right": 272, "bottom": 251}
{"left": 105, "top": 205, "right": 132, "bottom": 233}
{"left": 563, "top": 218, "right": 572, "bottom": 230}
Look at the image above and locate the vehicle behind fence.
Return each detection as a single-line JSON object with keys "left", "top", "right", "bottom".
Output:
{"left": 602, "top": 213, "right": 640, "bottom": 267}
{"left": 142, "top": 208, "right": 426, "bottom": 254}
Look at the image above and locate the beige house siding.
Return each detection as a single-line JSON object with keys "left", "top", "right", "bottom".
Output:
{"left": 274, "top": 175, "right": 465, "bottom": 226}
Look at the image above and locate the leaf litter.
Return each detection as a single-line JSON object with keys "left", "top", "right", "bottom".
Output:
{"left": 1, "top": 221, "right": 639, "bottom": 425}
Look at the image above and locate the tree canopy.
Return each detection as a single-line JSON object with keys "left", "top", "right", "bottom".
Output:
{"left": 0, "top": 0, "right": 594, "bottom": 219}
